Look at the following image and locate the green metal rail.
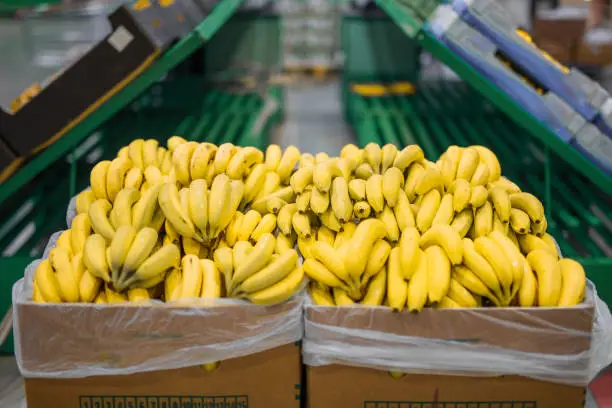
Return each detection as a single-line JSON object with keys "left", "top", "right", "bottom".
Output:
{"left": 375, "top": 0, "right": 612, "bottom": 196}
{"left": 0, "top": 0, "right": 244, "bottom": 206}
{"left": 347, "top": 82, "right": 612, "bottom": 305}
{"left": 0, "top": 78, "right": 282, "bottom": 353}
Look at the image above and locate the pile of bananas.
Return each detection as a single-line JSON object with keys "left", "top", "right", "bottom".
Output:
{"left": 298, "top": 143, "right": 587, "bottom": 309}
{"left": 32, "top": 138, "right": 304, "bottom": 305}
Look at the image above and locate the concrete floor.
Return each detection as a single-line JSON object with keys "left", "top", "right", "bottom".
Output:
{"left": 0, "top": 12, "right": 605, "bottom": 408}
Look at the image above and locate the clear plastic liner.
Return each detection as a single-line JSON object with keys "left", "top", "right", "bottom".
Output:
{"left": 14, "top": 235, "right": 304, "bottom": 379}
{"left": 303, "top": 283, "right": 612, "bottom": 386}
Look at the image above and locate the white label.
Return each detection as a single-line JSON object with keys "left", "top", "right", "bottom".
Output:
{"left": 108, "top": 26, "right": 134, "bottom": 52}
{"left": 601, "top": 98, "right": 612, "bottom": 117}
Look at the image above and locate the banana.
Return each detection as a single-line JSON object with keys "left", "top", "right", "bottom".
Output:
{"left": 331, "top": 177, "right": 352, "bottom": 222}
{"left": 527, "top": 250, "right": 561, "bottom": 306}
{"left": 188, "top": 179, "right": 208, "bottom": 234}
{"left": 214, "top": 246, "right": 234, "bottom": 292}
{"left": 510, "top": 192, "right": 545, "bottom": 225}
{"left": 311, "top": 242, "right": 351, "bottom": 284}
{"left": 164, "top": 268, "right": 181, "bottom": 301}
{"left": 455, "top": 147, "right": 479, "bottom": 181}
{"left": 104, "top": 285, "right": 127, "bottom": 303}
{"left": 160, "top": 151, "right": 173, "bottom": 175}
{"left": 309, "top": 283, "right": 335, "bottom": 306}
{"left": 489, "top": 231, "right": 525, "bottom": 291}
{"left": 300, "top": 153, "right": 315, "bottom": 168}
{"left": 144, "top": 165, "right": 164, "bottom": 187}
{"left": 49, "top": 247, "right": 80, "bottom": 302}
{"left": 304, "top": 258, "right": 347, "bottom": 288}
{"left": 79, "top": 269, "right": 102, "bottom": 303}
{"left": 128, "top": 139, "right": 145, "bottom": 169}
{"left": 292, "top": 212, "right": 312, "bottom": 239}
{"left": 167, "top": 135, "right": 187, "bottom": 152}
{"left": 439, "top": 296, "right": 461, "bottom": 308}
{"left": 452, "top": 265, "right": 499, "bottom": 306}
{"left": 393, "top": 145, "right": 424, "bottom": 171}
{"left": 340, "top": 144, "right": 363, "bottom": 169}
{"left": 34, "top": 259, "right": 63, "bottom": 303}
{"left": 264, "top": 144, "right": 282, "bottom": 171}
{"left": 396, "top": 227, "right": 419, "bottom": 280}
{"left": 70, "top": 213, "right": 91, "bottom": 254}
{"left": 90, "top": 160, "right": 111, "bottom": 200}
{"left": 310, "top": 187, "right": 330, "bottom": 214}
{"left": 71, "top": 253, "right": 85, "bottom": 285}
{"left": 493, "top": 212, "right": 507, "bottom": 234}
{"left": 473, "top": 201, "right": 493, "bottom": 238}
{"left": 131, "top": 184, "right": 162, "bottom": 230}
{"left": 353, "top": 201, "right": 371, "bottom": 219}
{"left": 488, "top": 187, "right": 510, "bottom": 224}
{"left": 473, "top": 237, "right": 513, "bottom": 300}
{"left": 450, "top": 208, "right": 473, "bottom": 238}
{"left": 182, "top": 236, "right": 202, "bottom": 256}
{"left": 258, "top": 172, "right": 281, "bottom": 199}
{"left": 333, "top": 287, "right": 356, "bottom": 306}
{"left": 213, "top": 143, "right": 236, "bottom": 175}
{"left": 276, "top": 232, "right": 297, "bottom": 254}
{"left": 416, "top": 189, "right": 441, "bottom": 233}
{"left": 127, "top": 288, "right": 150, "bottom": 303}
{"left": 439, "top": 146, "right": 462, "bottom": 187}
{"left": 238, "top": 249, "right": 299, "bottom": 294}
{"left": 313, "top": 161, "right": 334, "bottom": 193}
{"left": 406, "top": 249, "right": 428, "bottom": 312}
{"left": 385, "top": 247, "right": 407, "bottom": 311}
{"left": 276, "top": 146, "right": 301, "bottom": 183}
{"left": 470, "top": 163, "right": 489, "bottom": 187}
{"left": 348, "top": 179, "right": 366, "bottom": 201}
{"left": 345, "top": 219, "right": 387, "bottom": 280}
{"left": 33, "top": 281, "right": 46, "bottom": 303}
{"left": 462, "top": 238, "right": 502, "bottom": 299}
{"left": 472, "top": 145, "right": 501, "bottom": 183}
{"left": 173, "top": 255, "right": 202, "bottom": 299}
{"left": 425, "top": 245, "right": 451, "bottom": 303}
{"left": 334, "top": 222, "right": 356, "bottom": 248}
{"left": 316, "top": 227, "right": 335, "bottom": 246}
{"left": 540, "top": 233, "right": 559, "bottom": 257}
{"left": 432, "top": 193, "right": 454, "bottom": 226}
{"left": 381, "top": 144, "right": 398, "bottom": 173}
{"left": 120, "top": 227, "right": 159, "bottom": 281}
{"left": 507, "top": 228, "right": 520, "bottom": 248}
{"left": 213, "top": 178, "right": 241, "bottom": 237}
{"left": 108, "top": 225, "right": 137, "bottom": 283}
{"left": 106, "top": 156, "right": 133, "bottom": 202}
{"left": 354, "top": 163, "right": 374, "bottom": 180}
{"left": 89, "top": 199, "right": 115, "bottom": 242}
{"left": 231, "top": 233, "right": 275, "bottom": 288}
{"left": 518, "top": 261, "right": 537, "bottom": 307}
{"left": 155, "top": 145, "right": 167, "bottom": 168}
{"left": 83, "top": 234, "right": 111, "bottom": 282}
{"left": 172, "top": 142, "right": 198, "bottom": 185}
{"left": 55, "top": 230, "right": 72, "bottom": 254}
{"left": 556, "top": 258, "right": 586, "bottom": 306}
{"left": 159, "top": 183, "right": 199, "bottom": 241}
{"left": 447, "top": 278, "right": 478, "bottom": 307}
{"left": 332, "top": 157, "right": 352, "bottom": 180}
{"left": 251, "top": 214, "right": 277, "bottom": 243}
{"left": 469, "top": 185, "right": 488, "bottom": 208}
{"left": 227, "top": 147, "right": 264, "bottom": 180}
{"left": 290, "top": 166, "right": 314, "bottom": 194}
{"left": 366, "top": 174, "right": 384, "bottom": 213}
{"left": 189, "top": 143, "right": 215, "bottom": 181}
{"left": 277, "top": 204, "right": 298, "bottom": 236}
{"left": 110, "top": 188, "right": 140, "bottom": 229}
{"left": 531, "top": 215, "right": 547, "bottom": 237}
{"left": 404, "top": 162, "right": 425, "bottom": 201}
{"left": 450, "top": 179, "right": 471, "bottom": 213}
{"left": 237, "top": 210, "right": 261, "bottom": 241}
{"left": 246, "top": 266, "right": 304, "bottom": 305}
{"left": 363, "top": 239, "right": 392, "bottom": 283}
{"left": 296, "top": 190, "right": 312, "bottom": 213}
{"left": 361, "top": 268, "right": 386, "bottom": 306}
{"left": 200, "top": 259, "right": 222, "bottom": 299}
{"left": 419, "top": 225, "right": 463, "bottom": 265}
{"left": 489, "top": 176, "right": 521, "bottom": 194}
{"left": 377, "top": 205, "right": 400, "bottom": 242}
{"left": 75, "top": 189, "right": 96, "bottom": 215}
{"left": 415, "top": 167, "right": 445, "bottom": 197}
{"left": 244, "top": 163, "right": 267, "bottom": 203}
{"left": 126, "top": 243, "right": 180, "bottom": 290}
{"left": 509, "top": 208, "right": 531, "bottom": 235}
{"left": 364, "top": 143, "right": 382, "bottom": 174}
{"left": 382, "top": 167, "right": 403, "bottom": 207}
{"left": 518, "top": 234, "right": 557, "bottom": 257}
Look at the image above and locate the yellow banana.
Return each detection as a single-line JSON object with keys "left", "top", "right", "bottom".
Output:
{"left": 527, "top": 250, "right": 561, "bottom": 306}
{"left": 131, "top": 184, "right": 162, "bottom": 231}
{"left": 474, "top": 237, "right": 513, "bottom": 299}
{"left": 231, "top": 233, "right": 275, "bottom": 288}
{"left": 309, "top": 283, "right": 335, "bottom": 306}
{"left": 207, "top": 175, "right": 233, "bottom": 237}
{"left": 90, "top": 160, "right": 111, "bottom": 200}
{"left": 70, "top": 213, "right": 91, "bottom": 254}
{"left": 450, "top": 208, "right": 473, "bottom": 238}
{"left": 300, "top": 153, "right": 315, "bottom": 168}
{"left": 406, "top": 249, "right": 428, "bottom": 312}
{"left": 227, "top": 146, "right": 264, "bottom": 180}
{"left": 214, "top": 246, "right": 234, "bottom": 292}
{"left": 49, "top": 247, "right": 80, "bottom": 302}
{"left": 276, "top": 146, "right": 301, "bottom": 183}
{"left": 292, "top": 212, "right": 312, "bottom": 239}
{"left": 172, "top": 141, "right": 198, "bottom": 185}
{"left": 452, "top": 265, "right": 499, "bottom": 306}
{"left": 556, "top": 258, "right": 586, "bottom": 306}
{"left": 331, "top": 177, "right": 352, "bottom": 222}
{"left": 200, "top": 259, "right": 222, "bottom": 299}
{"left": 128, "top": 139, "right": 145, "bottom": 169}
{"left": 489, "top": 230, "right": 525, "bottom": 291}
{"left": 366, "top": 174, "right": 384, "bottom": 213}
{"left": 377, "top": 205, "right": 400, "bottom": 242}
{"left": 469, "top": 185, "right": 488, "bottom": 208}
{"left": 416, "top": 189, "right": 441, "bottom": 233}
{"left": 432, "top": 193, "right": 454, "bottom": 226}
{"left": 493, "top": 212, "right": 507, "bottom": 234}
{"left": 244, "top": 163, "right": 267, "bottom": 203}
{"left": 127, "top": 287, "right": 150, "bottom": 303}
{"left": 540, "top": 233, "right": 559, "bottom": 257}
{"left": 127, "top": 243, "right": 180, "bottom": 290}
{"left": 345, "top": 219, "right": 387, "bottom": 280}
{"left": 34, "top": 259, "right": 63, "bottom": 303}
{"left": 393, "top": 145, "right": 424, "bottom": 171}
{"left": 488, "top": 187, "right": 510, "bottom": 224}
{"left": 290, "top": 165, "right": 314, "bottom": 194}
{"left": 89, "top": 199, "right": 115, "bottom": 242}
{"left": 419, "top": 224, "right": 463, "bottom": 265}
{"left": 472, "top": 145, "right": 501, "bottom": 183}
{"left": 424, "top": 245, "right": 451, "bottom": 303}
{"left": 381, "top": 144, "right": 398, "bottom": 173}
{"left": 258, "top": 171, "right": 281, "bottom": 199}
{"left": 439, "top": 146, "right": 462, "bottom": 187}
{"left": 159, "top": 183, "right": 199, "bottom": 241}
{"left": 340, "top": 144, "right": 363, "bottom": 169}
{"left": 518, "top": 261, "right": 537, "bottom": 307}
{"left": 455, "top": 147, "right": 479, "bottom": 181}
{"left": 462, "top": 238, "right": 502, "bottom": 299}
{"left": 313, "top": 161, "right": 334, "bottom": 193}
{"left": 532, "top": 215, "right": 547, "bottom": 237}
{"left": 277, "top": 203, "right": 297, "bottom": 236}
{"left": 415, "top": 167, "right": 445, "bottom": 197}
{"left": 276, "top": 232, "right": 297, "bottom": 254}
{"left": 56, "top": 230, "right": 72, "bottom": 254}
{"left": 489, "top": 176, "right": 521, "bottom": 193}
{"left": 317, "top": 226, "right": 336, "bottom": 246}
{"left": 108, "top": 225, "right": 137, "bottom": 283}
{"left": 382, "top": 167, "right": 403, "bottom": 207}
{"left": 363, "top": 239, "right": 392, "bottom": 283}
{"left": 75, "top": 189, "right": 96, "bottom": 215}
{"left": 447, "top": 278, "right": 478, "bottom": 307}
{"left": 310, "top": 187, "right": 330, "bottom": 214}
{"left": 354, "top": 163, "right": 374, "bottom": 180}
{"left": 473, "top": 201, "right": 493, "bottom": 238}
{"left": 361, "top": 269, "right": 386, "bottom": 306}
{"left": 364, "top": 143, "right": 382, "bottom": 174}
{"left": 439, "top": 296, "right": 461, "bottom": 308}
{"left": 83, "top": 234, "right": 111, "bottom": 282}
{"left": 213, "top": 143, "right": 236, "bottom": 175}
{"left": 334, "top": 222, "right": 356, "bottom": 248}
{"left": 518, "top": 234, "right": 557, "bottom": 257}
{"left": 510, "top": 192, "right": 545, "bottom": 225}
{"left": 106, "top": 156, "right": 133, "bottom": 202}
{"left": 348, "top": 179, "right": 366, "bottom": 201}
{"left": 404, "top": 162, "right": 426, "bottom": 201}
{"left": 311, "top": 242, "right": 350, "bottom": 284}
{"left": 188, "top": 179, "right": 208, "bottom": 234}
{"left": 304, "top": 258, "right": 347, "bottom": 288}
{"left": 79, "top": 269, "right": 102, "bottom": 303}
{"left": 509, "top": 208, "right": 531, "bottom": 235}
{"left": 120, "top": 227, "right": 158, "bottom": 278}
{"left": 470, "top": 163, "right": 489, "bottom": 187}
{"left": 251, "top": 214, "right": 277, "bottom": 243}
{"left": 144, "top": 165, "right": 164, "bottom": 187}
{"left": 246, "top": 266, "right": 304, "bottom": 305}
{"left": 450, "top": 179, "right": 471, "bottom": 213}
{"left": 238, "top": 249, "right": 298, "bottom": 294}
{"left": 265, "top": 144, "right": 282, "bottom": 171}
{"left": 387, "top": 247, "right": 408, "bottom": 311}
{"left": 353, "top": 201, "right": 371, "bottom": 219}
{"left": 175, "top": 254, "right": 202, "bottom": 299}
{"left": 189, "top": 143, "right": 215, "bottom": 181}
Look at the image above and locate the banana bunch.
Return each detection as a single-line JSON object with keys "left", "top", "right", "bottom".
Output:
{"left": 302, "top": 143, "right": 586, "bottom": 309}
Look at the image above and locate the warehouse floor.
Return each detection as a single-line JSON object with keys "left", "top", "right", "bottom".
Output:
{"left": 0, "top": 13, "right": 608, "bottom": 408}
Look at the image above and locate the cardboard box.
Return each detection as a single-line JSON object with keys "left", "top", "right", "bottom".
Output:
{"left": 532, "top": 12, "right": 587, "bottom": 64}
{"left": 577, "top": 40, "right": 612, "bottom": 66}
{"left": 16, "top": 299, "right": 302, "bottom": 408}
{"left": 305, "top": 300, "right": 594, "bottom": 408}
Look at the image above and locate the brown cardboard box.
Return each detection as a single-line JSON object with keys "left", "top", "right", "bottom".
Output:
{"left": 16, "top": 300, "right": 302, "bottom": 408}
{"left": 532, "top": 15, "right": 587, "bottom": 64}
{"left": 577, "top": 41, "right": 612, "bottom": 65}
{"left": 305, "top": 301, "right": 594, "bottom": 408}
